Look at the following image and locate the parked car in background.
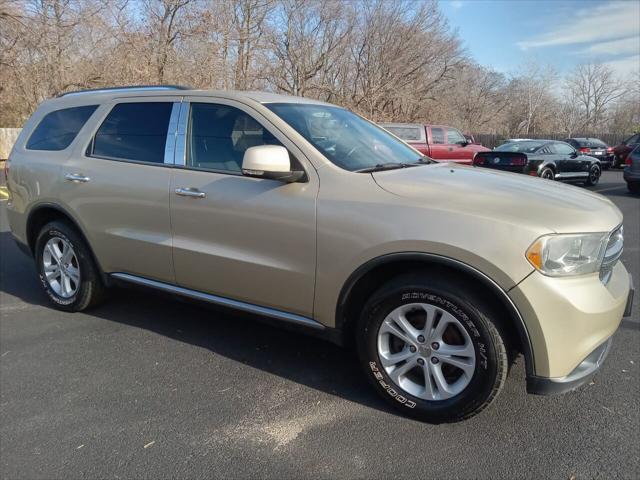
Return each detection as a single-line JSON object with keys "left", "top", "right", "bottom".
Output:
{"left": 380, "top": 123, "right": 490, "bottom": 164}
{"left": 623, "top": 145, "right": 640, "bottom": 194}
{"left": 563, "top": 137, "right": 613, "bottom": 169}
{"left": 473, "top": 139, "right": 602, "bottom": 186}
{"left": 613, "top": 133, "right": 640, "bottom": 168}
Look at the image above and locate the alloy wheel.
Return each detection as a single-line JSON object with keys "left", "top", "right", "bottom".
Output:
{"left": 377, "top": 303, "right": 476, "bottom": 401}
{"left": 42, "top": 237, "right": 80, "bottom": 298}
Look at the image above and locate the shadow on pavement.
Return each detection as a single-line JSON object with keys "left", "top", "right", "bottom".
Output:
{"left": 0, "top": 231, "right": 392, "bottom": 416}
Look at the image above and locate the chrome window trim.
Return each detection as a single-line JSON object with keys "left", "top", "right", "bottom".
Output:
{"left": 163, "top": 102, "right": 181, "bottom": 164}
{"left": 174, "top": 101, "right": 189, "bottom": 167}
{"left": 110, "top": 272, "right": 325, "bottom": 330}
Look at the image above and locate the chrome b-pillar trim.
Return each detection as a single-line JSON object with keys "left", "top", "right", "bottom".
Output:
{"left": 174, "top": 101, "right": 189, "bottom": 167}
{"left": 163, "top": 102, "right": 181, "bottom": 164}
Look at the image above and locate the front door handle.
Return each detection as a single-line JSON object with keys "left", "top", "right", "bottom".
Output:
{"left": 64, "top": 173, "right": 90, "bottom": 183}
{"left": 175, "top": 187, "right": 206, "bottom": 198}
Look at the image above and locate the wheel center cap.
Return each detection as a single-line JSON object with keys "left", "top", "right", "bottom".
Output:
{"left": 419, "top": 345, "right": 432, "bottom": 356}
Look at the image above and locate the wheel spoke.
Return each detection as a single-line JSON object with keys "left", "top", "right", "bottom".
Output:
{"left": 389, "top": 357, "right": 417, "bottom": 384}
{"left": 380, "top": 321, "right": 416, "bottom": 347}
{"left": 432, "top": 316, "right": 452, "bottom": 341}
{"left": 422, "top": 306, "right": 437, "bottom": 338}
{"left": 379, "top": 347, "right": 415, "bottom": 367}
{"left": 59, "top": 273, "right": 68, "bottom": 296}
{"left": 66, "top": 265, "right": 80, "bottom": 284}
{"left": 437, "top": 354, "right": 475, "bottom": 376}
{"left": 421, "top": 363, "right": 435, "bottom": 399}
{"left": 46, "top": 243, "right": 60, "bottom": 263}
{"left": 429, "top": 361, "right": 452, "bottom": 397}
{"left": 438, "top": 341, "right": 475, "bottom": 359}
{"left": 61, "top": 244, "right": 74, "bottom": 264}
{"left": 393, "top": 313, "right": 420, "bottom": 340}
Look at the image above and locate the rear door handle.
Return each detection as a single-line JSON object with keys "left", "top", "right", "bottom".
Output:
{"left": 64, "top": 173, "right": 90, "bottom": 183}
{"left": 175, "top": 187, "right": 206, "bottom": 198}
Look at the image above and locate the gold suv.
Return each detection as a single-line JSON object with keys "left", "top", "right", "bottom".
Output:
{"left": 5, "top": 86, "right": 634, "bottom": 422}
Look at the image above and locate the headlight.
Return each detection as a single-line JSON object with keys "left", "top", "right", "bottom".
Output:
{"left": 526, "top": 233, "right": 609, "bottom": 277}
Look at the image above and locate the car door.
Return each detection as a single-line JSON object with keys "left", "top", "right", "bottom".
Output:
{"left": 446, "top": 127, "right": 472, "bottom": 163}
{"left": 169, "top": 98, "right": 318, "bottom": 317}
{"left": 60, "top": 97, "right": 179, "bottom": 283}
{"left": 554, "top": 141, "right": 587, "bottom": 174}
{"left": 427, "top": 126, "right": 449, "bottom": 160}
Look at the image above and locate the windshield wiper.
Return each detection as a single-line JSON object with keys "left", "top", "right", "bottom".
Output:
{"left": 413, "top": 156, "right": 435, "bottom": 164}
{"left": 355, "top": 162, "right": 414, "bottom": 173}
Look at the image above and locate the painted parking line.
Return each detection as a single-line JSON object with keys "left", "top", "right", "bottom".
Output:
{"left": 592, "top": 186, "right": 626, "bottom": 194}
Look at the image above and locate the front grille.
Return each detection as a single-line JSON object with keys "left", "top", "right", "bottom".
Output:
{"left": 600, "top": 226, "right": 623, "bottom": 284}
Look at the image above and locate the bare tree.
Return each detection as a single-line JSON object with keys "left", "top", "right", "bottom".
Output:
{"left": 566, "top": 62, "right": 628, "bottom": 130}
{"left": 269, "top": 0, "right": 352, "bottom": 96}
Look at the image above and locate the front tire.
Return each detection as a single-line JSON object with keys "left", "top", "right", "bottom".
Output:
{"left": 35, "top": 221, "right": 105, "bottom": 311}
{"left": 356, "top": 274, "right": 508, "bottom": 423}
{"left": 584, "top": 164, "right": 601, "bottom": 186}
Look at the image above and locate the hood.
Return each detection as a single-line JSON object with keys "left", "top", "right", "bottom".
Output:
{"left": 372, "top": 163, "right": 622, "bottom": 234}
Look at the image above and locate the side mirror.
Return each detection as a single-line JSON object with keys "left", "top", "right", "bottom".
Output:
{"left": 457, "top": 140, "right": 469, "bottom": 147}
{"left": 570, "top": 151, "right": 578, "bottom": 158}
{"left": 241, "top": 145, "right": 305, "bottom": 183}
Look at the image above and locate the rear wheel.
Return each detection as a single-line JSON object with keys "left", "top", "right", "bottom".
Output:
{"left": 628, "top": 182, "right": 640, "bottom": 194}
{"left": 585, "top": 164, "right": 601, "bottom": 186}
{"left": 35, "top": 221, "right": 106, "bottom": 311}
{"left": 540, "top": 167, "right": 554, "bottom": 180}
{"left": 356, "top": 274, "right": 509, "bottom": 423}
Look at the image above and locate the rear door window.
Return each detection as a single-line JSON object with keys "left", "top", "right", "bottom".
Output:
{"left": 431, "top": 128, "right": 445, "bottom": 144}
{"left": 26, "top": 105, "right": 98, "bottom": 151}
{"left": 90, "top": 102, "right": 173, "bottom": 163}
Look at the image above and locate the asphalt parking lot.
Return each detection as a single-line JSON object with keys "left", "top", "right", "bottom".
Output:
{"left": 0, "top": 170, "right": 638, "bottom": 479}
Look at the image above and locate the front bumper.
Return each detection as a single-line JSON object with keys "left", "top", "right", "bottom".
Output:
{"left": 527, "top": 337, "right": 612, "bottom": 395}
{"left": 509, "top": 262, "right": 631, "bottom": 380}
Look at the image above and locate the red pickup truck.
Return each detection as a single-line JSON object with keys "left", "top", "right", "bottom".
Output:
{"left": 380, "top": 123, "right": 490, "bottom": 164}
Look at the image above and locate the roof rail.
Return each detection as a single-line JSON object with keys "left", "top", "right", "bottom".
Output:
{"left": 58, "top": 85, "right": 191, "bottom": 98}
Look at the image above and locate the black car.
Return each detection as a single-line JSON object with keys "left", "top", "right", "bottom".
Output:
{"left": 473, "top": 140, "right": 602, "bottom": 186}
{"left": 623, "top": 145, "right": 640, "bottom": 194}
{"left": 563, "top": 137, "right": 613, "bottom": 169}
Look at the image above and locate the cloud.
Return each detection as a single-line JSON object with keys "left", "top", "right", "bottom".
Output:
{"left": 578, "top": 36, "right": 640, "bottom": 56}
{"left": 517, "top": 1, "right": 640, "bottom": 50}
{"left": 603, "top": 54, "right": 640, "bottom": 78}
{"left": 449, "top": 1, "right": 465, "bottom": 10}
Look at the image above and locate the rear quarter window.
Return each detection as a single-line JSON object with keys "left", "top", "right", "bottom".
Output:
{"left": 385, "top": 126, "right": 422, "bottom": 142}
{"left": 26, "top": 105, "right": 98, "bottom": 151}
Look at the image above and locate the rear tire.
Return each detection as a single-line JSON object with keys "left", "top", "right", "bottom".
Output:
{"left": 628, "top": 182, "right": 640, "bottom": 195}
{"left": 356, "top": 273, "right": 508, "bottom": 423}
{"left": 540, "top": 167, "right": 554, "bottom": 180}
{"left": 35, "top": 221, "right": 106, "bottom": 311}
{"left": 584, "top": 164, "right": 601, "bottom": 186}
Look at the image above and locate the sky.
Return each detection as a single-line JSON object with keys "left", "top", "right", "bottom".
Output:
{"left": 441, "top": 0, "right": 640, "bottom": 79}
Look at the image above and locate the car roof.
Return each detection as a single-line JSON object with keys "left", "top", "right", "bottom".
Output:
{"left": 46, "top": 86, "right": 334, "bottom": 108}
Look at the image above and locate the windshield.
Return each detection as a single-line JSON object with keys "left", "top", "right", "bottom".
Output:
{"left": 266, "top": 103, "right": 423, "bottom": 171}
{"left": 495, "top": 141, "right": 544, "bottom": 153}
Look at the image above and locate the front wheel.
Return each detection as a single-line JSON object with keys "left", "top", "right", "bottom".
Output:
{"left": 357, "top": 274, "right": 509, "bottom": 423}
{"left": 585, "top": 164, "right": 601, "bottom": 186}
